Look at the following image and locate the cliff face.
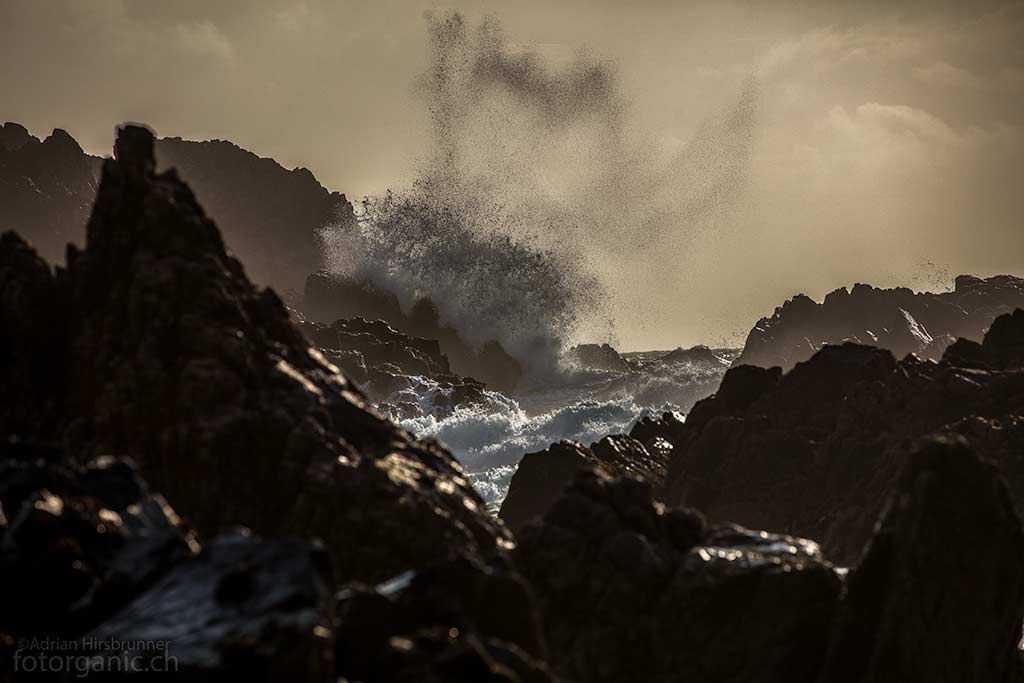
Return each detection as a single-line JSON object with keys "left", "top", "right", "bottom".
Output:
{"left": 0, "top": 122, "right": 354, "bottom": 299}
{"left": 0, "top": 125, "right": 509, "bottom": 584}
{"left": 736, "top": 275, "right": 1024, "bottom": 370}
{"left": 156, "top": 136, "right": 355, "bottom": 298}
{"left": 0, "top": 123, "right": 101, "bottom": 262}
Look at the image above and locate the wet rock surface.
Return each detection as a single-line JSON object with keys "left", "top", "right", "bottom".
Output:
{"left": 515, "top": 467, "right": 842, "bottom": 683}
{"left": 499, "top": 435, "right": 669, "bottom": 534}
{"left": 304, "top": 271, "right": 523, "bottom": 392}
{"left": 736, "top": 276, "right": 1024, "bottom": 371}
{"left": 633, "top": 313, "right": 1024, "bottom": 566}
{"left": 3, "top": 120, "right": 1024, "bottom": 682}
{"left": 0, "top": 124, "right": 509, "bottom": 584}
{"left": 296, "top": 314, "right": 492, "bottom": 419}
{"left": 820, "top": 436, "right": 1024, "bottom": 682}
{"left": 566, "top": 343, "right": 633, "bottom": 372}
{"left": 335, "top": 553, "right": 552, "bottom": 683}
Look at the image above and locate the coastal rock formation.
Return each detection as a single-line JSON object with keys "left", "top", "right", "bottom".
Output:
{"left": 634, "top": 309, "right": 1024, "bottom": 565}
{"left": 335, "top": 554, "right": 553, "bottom": 683}
{"left": 156, "top": 136, "right": 354, "bottom": 298}
{"left": 305, "top": 271, "right": 523, "bottom": 392}
{"left": 566, "top": 343, "right": 632, "bottom": 372}
{"left": 0, "top": 123, "right": 101, "bottom": 262}
{"left": 499, "top": 435, "right": 669, "bottom": 534}
{"left": 736, "top": 276, "right": 1024, "bottom": 370}
{"left": 296, "top": 315, "right": 492, "bottom": 419}
{"left": 0, "top": 442, "right": 334, "bottom": 679}
{"left": 0, "top": 121, "right": 351, "bottom": 297}
{"left": 515, "top": 467, "right": 842, "bottom": 683}
{"left": 819, "top": 436, "right": 1024, "bottom": 682}
{"left": 0, "top": 124, "right": 509, "bottom": 583}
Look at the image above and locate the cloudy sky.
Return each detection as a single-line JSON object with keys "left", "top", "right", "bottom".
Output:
{"left": 2, "top": 0, "right": 1022, "bottom": 348}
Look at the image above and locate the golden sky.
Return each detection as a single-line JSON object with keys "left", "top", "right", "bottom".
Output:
{"left": 3, "top": 0, "right": 1023, "bottom": 348}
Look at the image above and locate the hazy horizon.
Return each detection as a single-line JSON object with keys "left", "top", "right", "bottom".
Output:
{"left": 3, "top": 0, "right": 1023, "bottom": 350}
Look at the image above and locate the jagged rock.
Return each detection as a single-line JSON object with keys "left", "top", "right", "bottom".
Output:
{"left": 634, "top": 312, "right": 1024, "bottom": 566}
{"left": 819, "top": 436, "right": 1024, "bottom": 682}
{"left": 515, "top": 468, "right": 841, "bottom": 683}
{"left": 499, "top": 435, "right": 668, "bottom": 534}
{"left": 567, "top": 343, "right": 631, "bottom": 372}
{"left": 0, "top": 442, "right": 339, "bottom": 681}
{"left": 296, "top": 314, "right": 492, "bottom": 418}
{"left": 155, "top": 136, "right": 354, "bottom": 298}
{"left": 0, "top": 442, "right": 199, "bottom": 645}
{"left": 0, "top": 126, "right": 101, "bottom": 261}
{"left": 304, "top": 271, "right": 523, "bottom": 392}
{"left": 736, "top": 277, "right": 1024, "bottom": 371}
{"left": 0, "top": 122, "right": 33, "bottom": 151}
{"left": 335, "top": 553, "right": 550, "bottom": 683}
{"left": 983, "top": 308, "right": 1024, "bottom": 370}
{"left": 0, "top": 121, "right": 352, "bottom": 297}
{"left": 87, "top": 528, "right": 335, "bottom": 680}
{"left": 0, "top": 124, "right": 510, "bottom": 583}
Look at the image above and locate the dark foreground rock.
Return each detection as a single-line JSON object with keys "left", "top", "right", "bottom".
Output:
{"left": 335, "top": 554, "right": 553, "bottom": 683}
{"left": 631, "top": 312, "right": 1024, "bottom": 565}
{"left": 0, "top": 441, "right": 334, "bottom": 680}
{"left": 515, "top": 467, "right": 842, "bottom": 683}
{"left": 736, "top": 275, "right": 1024, "bottom": 371}
{"left": 515, "top": 435, "right": 1024, "bottom": 683}
{"left": 0, "top": 124, "right": 509, "bottom": 583}
{"left": 499, "top": 435, "right": 670, "bottom": 534}
{"left": 820, "top": 436, "right": 1024, "bottom": 682}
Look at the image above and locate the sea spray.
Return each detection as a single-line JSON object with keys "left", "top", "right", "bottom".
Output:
{"left": 319, "top": 11, "right": 759, "bottom": 368}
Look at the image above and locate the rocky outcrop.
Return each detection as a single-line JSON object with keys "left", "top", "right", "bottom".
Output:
{"left": 296, "top": 315, "right": 493, "bottom": 419}
{"left": 633, "top": 310, "right": 1024, "bottom": 566}
{"left": 0, "top": 122, "right": 352, "bottom": 298}
{"left": 0, "top": 441, "right": 327, "bottom": 680}
{"left": 305, "top": 271, "right": 523, "bottom": 392}
{"left": 515, "top": 467, "right": 842, "bottom": 683}
{"left": 566, "top": 343, "right": 632, "bottom": 372}
{"left": 0, "top": 124, "right": 101, "bottom": 262}
{"left": 736, "top": 276, "right": 1024, "bottom": 371}
{"left": 155, "top": 136, "right": 354, "bottom": 298}
{"left": 335, "top": 553, "right": 553, "bottom": 683}
{"left": 499, "top": 435, "right": 670, "bottom": 534}
{"left": 0, "top": 124, "right": 509, "bottom": 583}
{"left": 819, "top": 436, "right": 1024, "bottom": 682}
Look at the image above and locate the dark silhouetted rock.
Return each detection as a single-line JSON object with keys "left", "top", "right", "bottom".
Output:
{"left": 736, "top": 277, "right": 1024, "bottom": 371}
{"left": 515, "top": 467, "right": 841, "bottom": 683}
{"left": 0, "top": 442, "right": 199, "bottom": 647}
{"left": 567, "top": 343, "right": 631, "bottom": 372}
{"left": 631, "top": 313, "right": 1024, "bottom": 566}
{"left": 0, "top": 121, "right": 352, "bottom": 298}
{"left": 499, "top": 435, "right": 669, "bottom": 534}
{"left": 335, "top": 553, "right": 551, "bottom": 683}
{"left": 88, "top": 528, "right": 335, "bottom": 681}
{"left": 304, "top": 271, "right": 523, "bottom": 392}
{"left": 0, "top": 124, "right": 510, "bottom": 584}
{"left": 819, "top": 436, "right": 1024, "bottom": 682}
{"left": 983, "top": 308, "right": 1024, "bottom": 370}
{"left": 155, "top": 136, "right": 355, "bottom": 298}
{"left": 0, "top": 126, "right": 101, "bottom": 261}
{"left": 0, "top": 442, "right": 333, "bottom": 681}
{"left": 296, "top": 314, "right": 493, "bottom": 419}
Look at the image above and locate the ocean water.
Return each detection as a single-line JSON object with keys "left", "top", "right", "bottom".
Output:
{"left": 394, "top": 349, "right": 736, "bottom": 509}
